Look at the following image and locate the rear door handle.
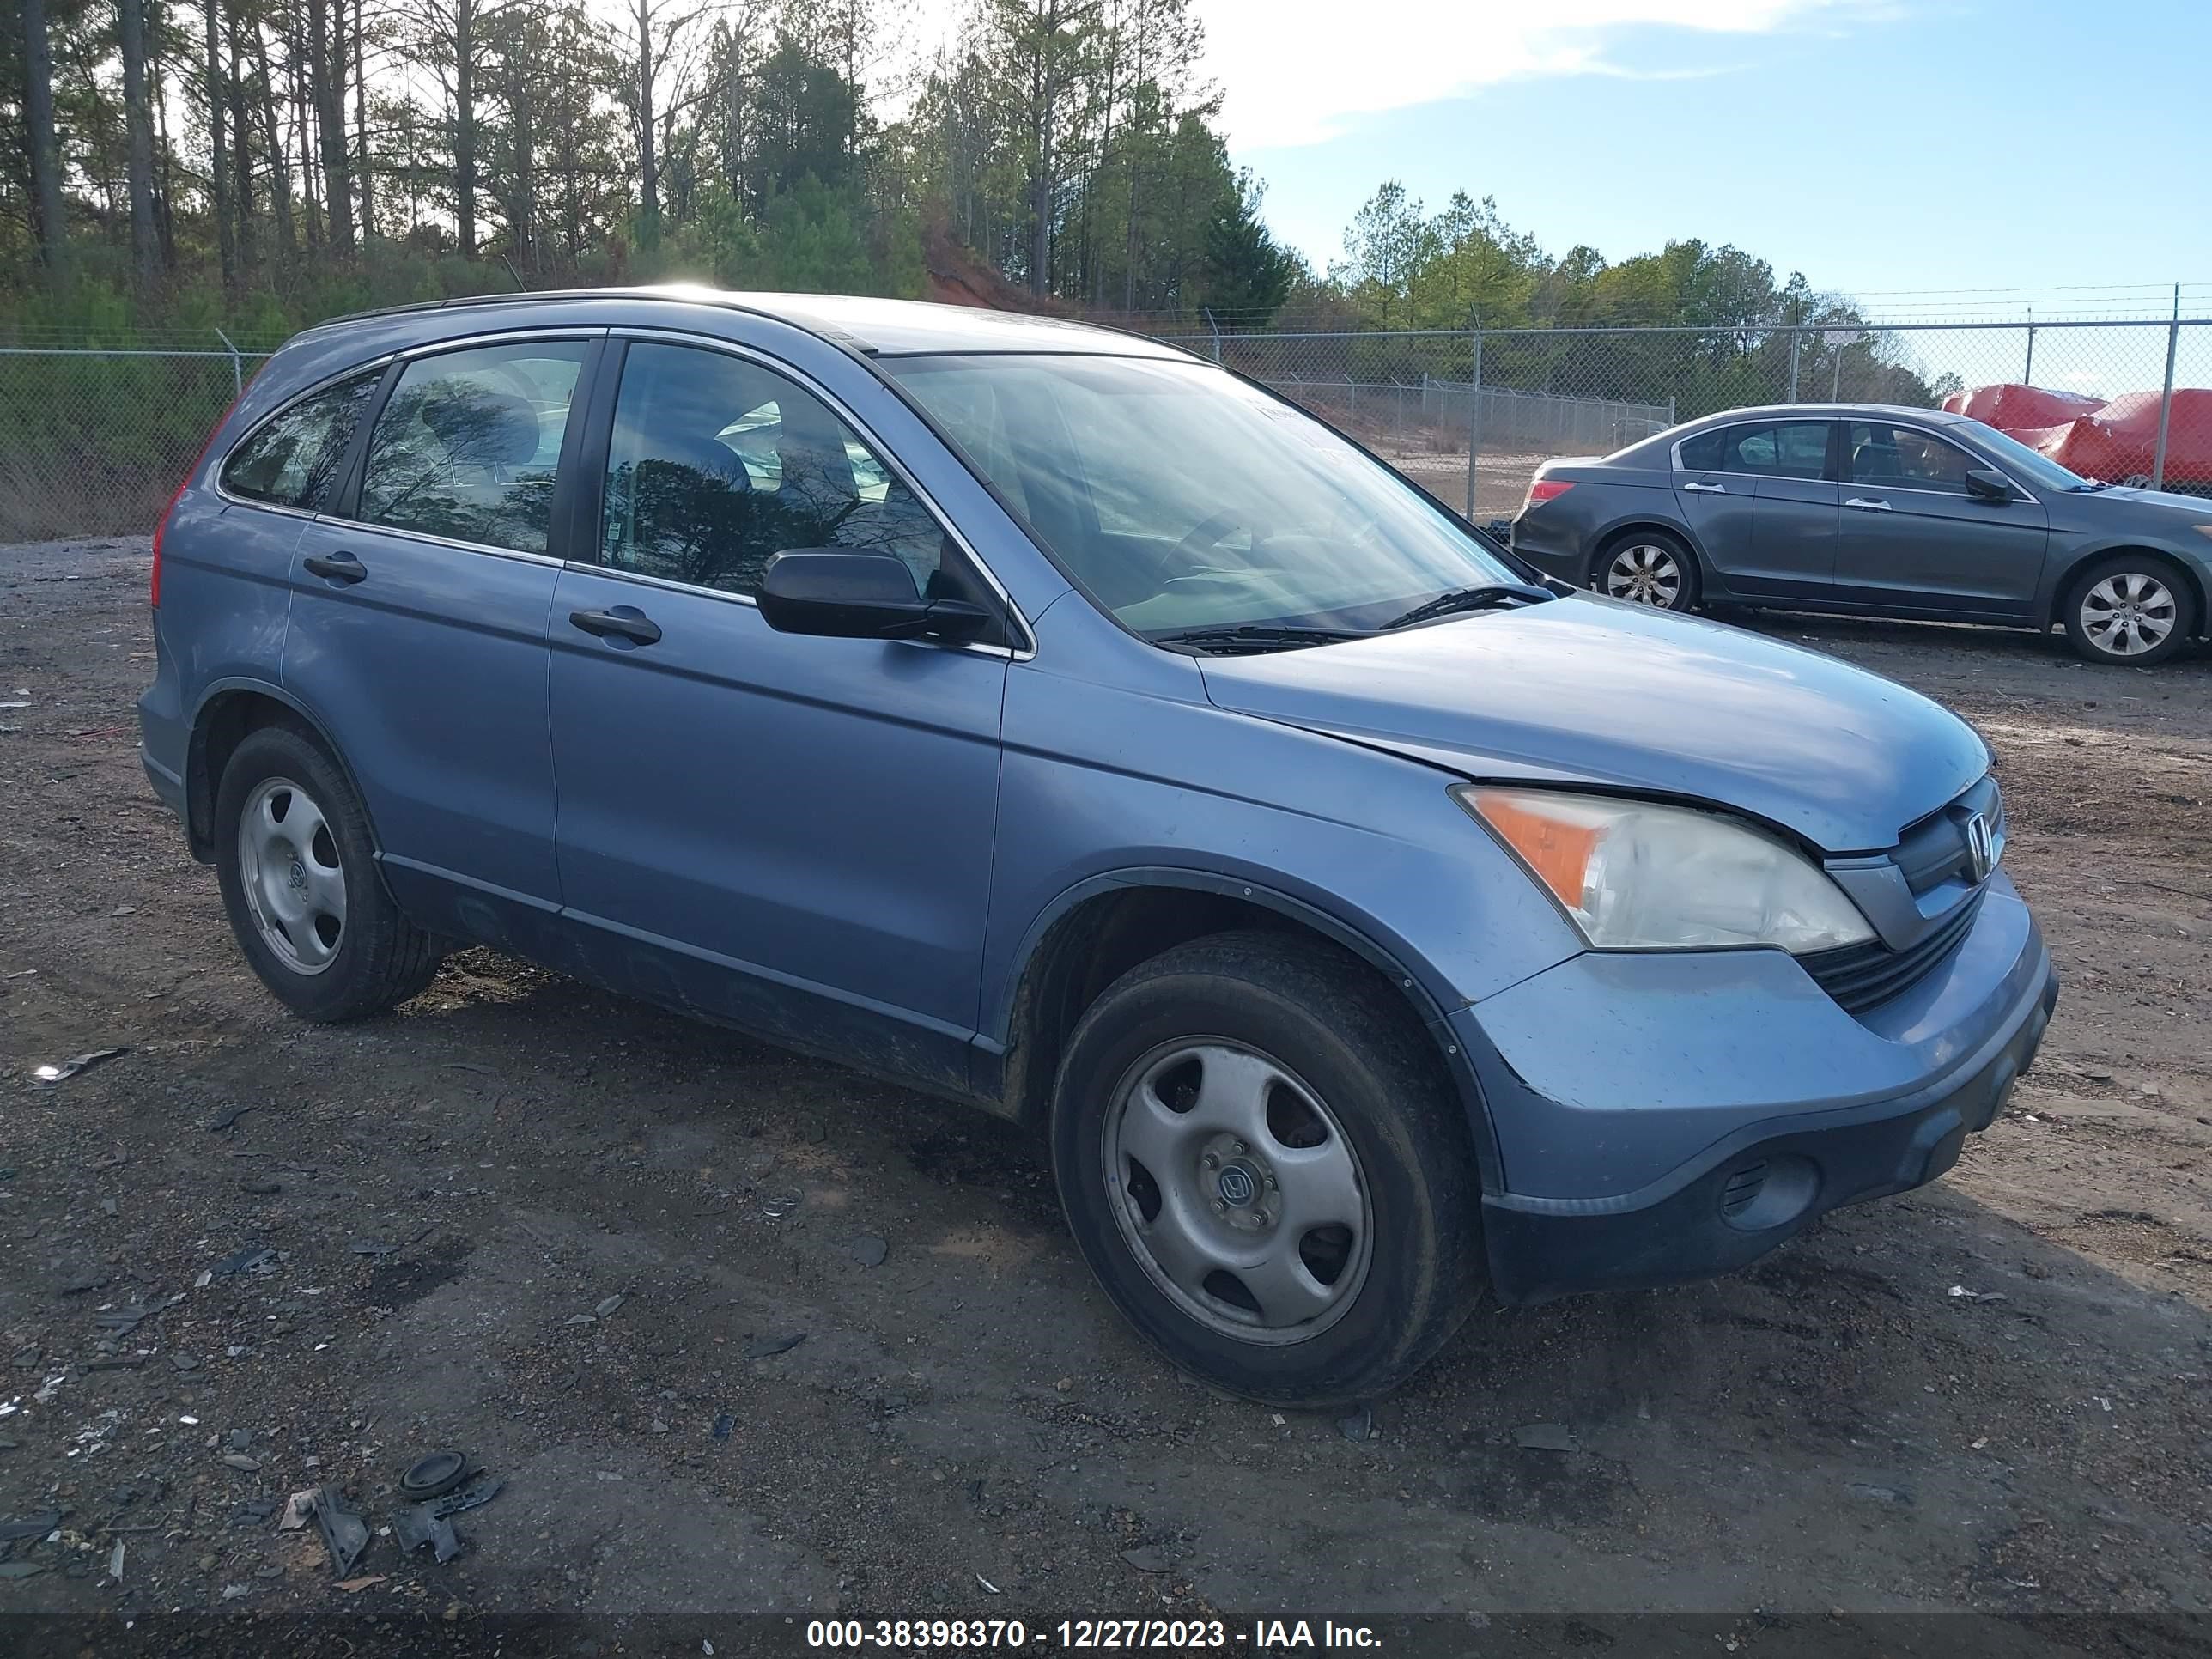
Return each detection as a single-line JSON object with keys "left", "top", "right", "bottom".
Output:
{"left": 568, "top": 606, "right": 663, "bottom": 647}
{"left": 1844, "top": 496, "right": 1893, "bottom": 512}
{"left": 302, "top": 552, "right": 367, "bottom": 584}
{"left": 1680, "top": 479, "right": 1726, "bottom": 494}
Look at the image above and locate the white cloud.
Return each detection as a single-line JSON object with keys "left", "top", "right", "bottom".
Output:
{"left": 1196, "top": 0, "right": 1860, "bottom": 149}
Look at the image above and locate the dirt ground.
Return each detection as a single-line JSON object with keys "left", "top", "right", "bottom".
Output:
{"left": 2, "top": 538, "right": 2209, "bottom": 1646}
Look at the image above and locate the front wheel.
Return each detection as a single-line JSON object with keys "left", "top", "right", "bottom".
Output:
{"left": 2063, "top": 556, "right": 2196, "bottom": 665}
{"left": 1595, "top": 530, "right": 1699, "bottom": 611}
{"left": 1050, "top": 932, "right": 1484, "bottom": 1407}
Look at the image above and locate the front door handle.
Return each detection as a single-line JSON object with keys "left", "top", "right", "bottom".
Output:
{"left": 1681, "top": 479, "right": 1727, "bottom": 494}
{"left": 1844, "top": 496, "right": 1893, "bottom": 512}
{"left": 302, "top": 552, "right": 367, "bottom": 584}
{"left": 568, "top": 606, "right": 663, "bottom": 646}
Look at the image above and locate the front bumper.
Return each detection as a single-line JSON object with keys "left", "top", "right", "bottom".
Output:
{"left": 1455, "top": 874, "right": 2057, "bottom": 1304}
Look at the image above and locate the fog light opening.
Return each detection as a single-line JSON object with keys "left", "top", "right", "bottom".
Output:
{"left": 1718, "top": 1153, "right": 1819, "bottom": 1232}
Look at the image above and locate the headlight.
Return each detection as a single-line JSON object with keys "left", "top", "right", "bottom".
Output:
{"left": 1455, "top": 786, "right": 1875, "bottom": 953}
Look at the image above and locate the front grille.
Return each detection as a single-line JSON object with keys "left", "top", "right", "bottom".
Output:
{"left": 1893, "top": 775, "right": 2003, "bottom": 896}
{"left": 1802, "top": 890, "right": 1985, "bottom": 1014}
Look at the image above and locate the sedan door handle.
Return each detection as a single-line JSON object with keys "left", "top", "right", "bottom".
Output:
{"left": 1681, "top": 479, "right": 1727, "bottom": 494}
{"left": 568, "top": 605, "right": 663, "bottom": 647}
{"left": 1844, "top": 496, "right": 1893, "bottom": 512}
{"left": 301, "top": 552, "right": 367, "bottom": 584}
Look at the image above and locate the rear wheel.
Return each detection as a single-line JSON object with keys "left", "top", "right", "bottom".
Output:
{"left": 1050, "top": 932, "right": 1484, "bottom": 1407}
{"left": 1595, "top": 530, "right": 1698, "bottom": 611}
{"left": 215, "top": 725, "right": 440, "bottom": 1020}
{"left": 2063, "top": 556, "right": 2195, "bottom": 665}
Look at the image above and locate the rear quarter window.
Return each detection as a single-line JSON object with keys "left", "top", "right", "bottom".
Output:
{"left": 1676, "top": 428, "right": 1725, "bottom": 471}
{"left": 220, "top": 368, "right": 382, "bottom": 511}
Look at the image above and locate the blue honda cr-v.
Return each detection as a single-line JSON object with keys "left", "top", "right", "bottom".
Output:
{"left": 138, "top": 289, "right": 2057, "bottom": 1405}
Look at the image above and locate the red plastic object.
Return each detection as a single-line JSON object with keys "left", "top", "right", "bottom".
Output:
{"left": 1946, "top": 382, "right": 2212, "bottom": 490}
{"left": 1941, "top": 382, "right": 2105, "bottom": 429}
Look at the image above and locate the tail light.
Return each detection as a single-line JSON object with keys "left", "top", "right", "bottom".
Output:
{"left": 1526, "top": 478, "right": 1575, "bottom": 507}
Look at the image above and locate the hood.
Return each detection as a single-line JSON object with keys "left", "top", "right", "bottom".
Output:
{"left": 2095, "top": 483, "right": 2212, "bottom": 517}
{"left": 1198, "top": 595, "right": 1989, "bottom": 852}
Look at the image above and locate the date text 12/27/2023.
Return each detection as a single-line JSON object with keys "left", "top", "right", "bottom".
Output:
{"left": 803, "top": 1619, "right": 1383, "bottom": 1650}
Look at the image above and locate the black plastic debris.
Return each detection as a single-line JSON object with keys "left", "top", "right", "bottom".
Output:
{"left": 399, "top": 1452, "right": 469, "bottom": 1501}
{"left": 210, "top": 1246, "right": 276, "bottom": 1278}
{"left": 392, "top": 1503, "right": 461, "bottom": 1564}
{"left": 309, "top": 1487, "right": 370, "bottom": 1577}
{"left": 744, "top": 1331, "right": 806, "bottom": 1359}
{"left": 426, "top": 1473, "right": 502, "bottom": 1518}
{"left": 33, "top": 1048, "right": 128, "bottom": 1085}
{"left": 0, "top": 1511, "right": 59, "bottom": 1542}
{"left": 712, "top": 1413, "right": 736, "bottom": 1442}
{"left": 1336, "top": 1407, "right": 1373, "bottom": 1443}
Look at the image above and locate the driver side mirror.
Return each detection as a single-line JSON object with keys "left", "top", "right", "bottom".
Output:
{"left": 757, "top": 549, "right": 993, "bottom": 643}
{"left": 1964, "top": 468, "right": 2014, "bottom": 502}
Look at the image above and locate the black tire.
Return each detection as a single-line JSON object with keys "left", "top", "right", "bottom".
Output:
{"left": 1049, "top": 931, "right": 1484, "bottom": 1407}
{"left": 2061, "top": 555, "right": 2197, "bottom": 666}
{"left": 213, "top": 723, "right": 440, "bottom": 1021}
{"left": 1592, "top": 527, "right": 1700, "bottom": 611}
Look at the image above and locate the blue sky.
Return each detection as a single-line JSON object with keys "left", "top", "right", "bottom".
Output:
{"left": 1208, "top": 0, "right": 2210, "bottom": 316}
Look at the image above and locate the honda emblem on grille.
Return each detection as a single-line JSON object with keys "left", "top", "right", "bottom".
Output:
{"left": 1964, "top": 811, "right": 1996, "bottom": 882}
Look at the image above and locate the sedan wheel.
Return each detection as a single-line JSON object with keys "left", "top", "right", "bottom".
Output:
{"left": 1602, "top": 539, "right": 1692, "bottom": 609}
{"left": 2063, "top": 556, "right": 2196, "bottom": 666}
{"left": 2080, "top": 573, "right": 2178, "bottom": 659}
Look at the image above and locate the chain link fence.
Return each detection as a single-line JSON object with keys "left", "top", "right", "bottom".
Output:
{"left": 1160, "top": 315, "right": 2212, "bottom": 525}
{"left": 2, "top": 315, "right": 2208, "bottom": 543}
{"left": 0, "top": 333, "right": 275, "bottom": 542}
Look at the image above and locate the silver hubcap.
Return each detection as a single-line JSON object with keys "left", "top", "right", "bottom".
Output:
{"left": 1103, "top": 1040, "right": 1370, "bottom": 1346}
{"left": 2081, "top": 573, "right": 2176, "bottom": 657}
{"left": 237, "top": 776, "right": 347, "bottom": 975}
{"left": 1606, "top": 544, "right": 1682, "bottom": 606}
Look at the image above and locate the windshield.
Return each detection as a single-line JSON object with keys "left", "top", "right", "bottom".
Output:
{"left": 1957, "top": 418, "right": 2094, "bottom": 491}
{"left": 884, "top": 353, "right": 1522, "bottom": 638}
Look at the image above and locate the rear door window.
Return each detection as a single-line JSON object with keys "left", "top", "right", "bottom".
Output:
{"left": 1769, "top": 421, "right": 1832, "bottom": 479}
{"left": 356, "top": 342, "right": 587, "bottom": 555}
{"left": 221, "top": 368, "right": 382, "bottom": 511}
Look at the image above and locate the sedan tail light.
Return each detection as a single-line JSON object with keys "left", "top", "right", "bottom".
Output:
{"left": 1525, "top": 479, "right": 1576, "bottom": 507}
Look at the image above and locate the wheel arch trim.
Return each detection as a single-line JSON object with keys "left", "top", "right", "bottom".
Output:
{"left": 185, "top": 677, "right": 382, "bottom": 862}
{"left": 988, "top": 866, "right": 1506, "bottom": 1194}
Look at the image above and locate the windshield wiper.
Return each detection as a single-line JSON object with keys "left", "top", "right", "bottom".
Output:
{"left": 1380, "top": 583, "right": 1551, "bottom": 631}
{"left": 1152, "top": 624, "right": 1370, "bottom": 654}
